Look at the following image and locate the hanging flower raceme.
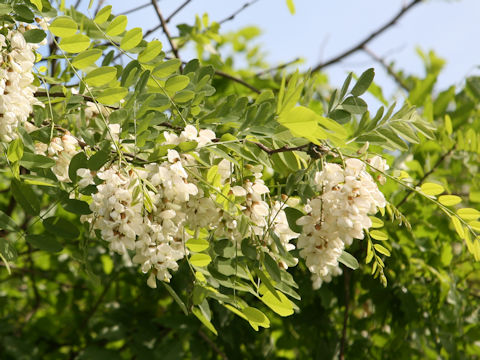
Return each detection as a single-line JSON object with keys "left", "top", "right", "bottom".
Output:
{"left": 76, "top": 125, "right": 300, "bottom": 288}
{"left": 297, "top": 158, "right": 386, "bottom": 289}
{"left": 0, "top": 27, "right": 39, "bottom": 142}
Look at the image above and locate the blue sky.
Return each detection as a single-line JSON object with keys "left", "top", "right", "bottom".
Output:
{"left": 70, "top": 0, "right": 480, "bottom": 97}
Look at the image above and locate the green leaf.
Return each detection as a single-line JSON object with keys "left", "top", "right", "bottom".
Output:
{"left": 286, "top": 0, "right": 295, "bottom": 14}
{"left": 242, "top": 307, "right": 270, "bottom": 328}
{"left": 96, "top": 87, "right": 128, "bottom": 105}
{"left": 277, "top": 106, "right": 327, "bottom": 144}
{"left": 85, "top": 66, "right": 117, "bottom": 87}
{"left": 369, "top": 217, "right": 384, "bottom": 228}
{"left": 43, "top": 217, "right": 80, "bottom": 239}
{"left": 451, "top": 216, "right": 465, "bottom": 239}
{"left": 0, "top": 4, "right": 12, "bottom": 16}
{"left": 186, "top": 238, "right": 209, "bottom": 252}
{"left": 69, "top": 152, "right": 89, "bottom": 182}
{"left": 458, "top": 208, "right": 480, "bottom": 221}
{"left": 120, "top": 27, "right": 143, "bottom": 51}
{"left": 59, "top": 34, "right": 91, "bottom": 53}
{"left": 49, "top": 16, "right": 78, "bottom": 37}
{"left": 374, "top": 244, "right": 391, "bottom": 257}
{"left": 7, "top": 138, "right": 24, "bottom": 163}
{"left": 138, "top": 40, "right": 163, "bottom": 63}
{"left": 105, "top": 15, "right": 128, "bottom": 37}
{"left": 261, "top": 290, "right": 294, "bottom": 317}
{"left": 88, "top": 149, "right": 110, "bottom": 171}
{"left": 13, "top": 5, "right": 34, "bottom": 21}
{"left": 94, "top": 5, "right": 112, "bottom": 24}
{"left": 30, "top": 0, "right": 42, "bottom": 11}
{"left": 26, "top": 234, "right": 63, "bottom": 253}
{"left": 63, "top": 199, "right": 92, "bottom": 215}
{"left": 23, "top": 29, "right": 46, "bottom": 43}
{"left": 438, "top": 195, "right": 462, "bottom": 206}
{"left": 421, "top": 182, "right": 444, "bottom": 196}
{"left": 351, "top": 68, "right": 375, "bottom": 96}
{"left": 162, "top": 282, "right": 188, "bottom": 315}
{"left": 370, "top": 230, "right": 388, "bottom": 241}
{"left": 264, "top": 253, "right": 281, "bottom": 283}
{"left": 338, "top": 251, "right": 359, "bottom": 270}
{"left": 153, "top": 59, "right": 182, "bottom": 78}
{"left": 341, "top": 96, "right": 368, "bottom": 114}
{"left": 173, "top": 90, "right": 195, "bottom": 103}
{"left": 11, "top": 179, "right": 40, "bottom": 216}
{"left": 469, "top": 221, "right": 480, "bottom": 231}
{"left": 72, "top": 49, "right": 103, "bottom": 69}
{"left": 390, "top": 121, "right": 419, "bottom": 144}
{"left": 190, "top": 253, "right": 211, "bottom": 267}
{"left": 0, "top": 210, "right": 19, "bottom": 232}
{"left": 192, "top": 307, "right": 218, "bottom": 335}
{"left": 165, "top": 75, "right": 190, "bottom": 94}
{"left": 20, "top": 153, "right": 56, "bottom": 169}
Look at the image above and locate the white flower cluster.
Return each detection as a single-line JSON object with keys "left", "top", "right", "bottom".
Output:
{"left": 35, "top": 133, "right": 80, "bottom": 182}
{"left": 0, "top": 28, "right": 39, "bottom": 142}
{"left": 297, "top": 158, "right": 386, "bottom": 289}
{"left": 77, "top": 125, "right": 299, "bottom": 288}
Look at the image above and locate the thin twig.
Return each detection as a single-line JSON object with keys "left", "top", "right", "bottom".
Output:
{"left": 396, "top": 144, "right": 456, "bottom": 208}
{"left": 339, "top": 270, "right": 351, "bottom": 360}
{"left": 74, "top": 0, "right": 82, "bottom": 8}
{"left": 151, "top": 0, "right": 181, "bottom": 59}
{"left": 166, "top": 0, "right": 193, "bottom": 23}
{"left": 120, "top": 2, "right": 150, "bottom": 15}
{"left": 255, "top": 57, "right": 302, "bottom": 77}
{"left": 81, "top": 272, "right": 118, "bottom": 331}
{"left": 218, "top": 0, "right": 260, "bottom": 25}
{"left": 144, "top": 23, "right": 162, "bottom": 38}
{"left": 249, "top": 141, "right": 309, "bottom": 155}
{"left": 311, "top": 0, "right": 422, "bottom": 72}
{"left": 363, "top": 47, "right": 409, "bottom": 91}
{"left": 34, "top": 91, "right": 118, "bottom": 110}
{"left": 198, "top": 330, "right": 228, "bottom": 360}
{"left": 214, "top": 69, "right": 261, "bottom": 94}
{"left": 94, "top": 0, "right": 106, "bottom": 16}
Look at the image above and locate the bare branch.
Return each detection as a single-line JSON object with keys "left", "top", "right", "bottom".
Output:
{"left": 396, "top": 144, "right": 456, "bottom": 208}
{"left": 255, "top": 57, "right": 302, "bottom": 77}
{"left": 362, "top": 47, "right": 409, "bottom": 91}
{"left": 151, "top": 0, "right": 181, "bottom": 60}
{"left": 339, "top": 270, "right": 351, "bottom": 360}
{"left": 218, "top": 0, "right": 260, "bottom": 25}
{"left": 120, "top": 2, "right": 151, "bottom": 16}
{"left": 166, "top": 0, "right": 193, "bottom": 23}
{"left": 214, "top": 69, "right": 261, "bottom": 94}
{"left": 198, "top": 330, "right": 228, "bottom": 360}
{"left": 311, "top": 0, "right": 422, "bottom": 73}
{"left": 249, "top": 141, "right": 309, "bottom": 155}
{"left": 34, "top": 91, "right": 118, "bottom": 110}
{"left": 74, "top": 0, "right": 82, "bottom": 8}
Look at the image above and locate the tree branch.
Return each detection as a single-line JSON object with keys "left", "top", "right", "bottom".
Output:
{"left": 34, "top": 91, "right": 119, "bottom": 110}
{"left": 248, "top": 141, "right": 309, "bottom": 155}
{"left": 198, "top": 329, "right": 228, "bottom": 360}
{"left": 120, "top": 2, "right": 150, "bottom": 16}
{"left": 311, "top": 0, "right": 422, "bottom": 72}
{"left": 81, "top": 272, "right": 118, "bottom": 331}
{"left": 166, "top": 0, "right": 193, "bottom": 23}
{"left": 214, "top": 69, "right": 261, "bottom": 94}
{"left": 255, "top": 57, "right": 302, "bottom": 77}
{"left": 151, "top": 0, "right": 181, "bottom": 60}
{"left": 396, "top": 144, "right": 456, "bottom": 208}
{"left": 339, "top": 270, "right": 351, "bottom": 360}
{"left": 362, "top": 46, "right": 409, "bottom": 91}
{"left": 218, "top": 0, "right": 260, "bottom": 25}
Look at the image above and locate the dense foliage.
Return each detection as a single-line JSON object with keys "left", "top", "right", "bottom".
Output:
{"left": 1, "top": 0, "right": 480, "bottom": 359}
